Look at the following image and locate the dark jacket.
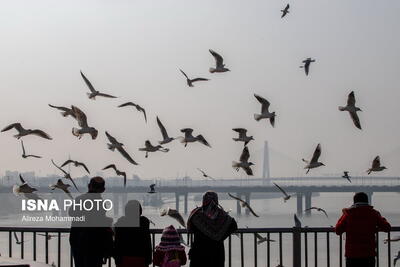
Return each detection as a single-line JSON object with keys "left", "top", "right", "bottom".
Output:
{"left": 114, "top": 216, "right": 152, "bottom": 266}
{"left": 335, "top": 204, "right": 391, "bottom": 258}
{"left": 188, "top": 218, "right": 237, "bottom": 267}
{"left": 153, "top": 250, "right": 187, "bottom": 266}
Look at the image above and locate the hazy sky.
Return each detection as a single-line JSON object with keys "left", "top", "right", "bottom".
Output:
{"left": 0, "top": 0, "right": 399, "bottom": 179}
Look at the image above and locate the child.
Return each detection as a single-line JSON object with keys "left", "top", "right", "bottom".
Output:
{"left": 153, "top": 225, "right": 187, "bottom": 267}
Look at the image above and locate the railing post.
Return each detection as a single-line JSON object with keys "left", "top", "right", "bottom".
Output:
{"left": 293, "top": 215, "right": 302, "bottom": 267}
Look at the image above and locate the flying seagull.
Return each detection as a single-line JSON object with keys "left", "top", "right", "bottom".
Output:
{"left": 80, "top": 71, "right": 117, "bottom": 100}
{"left": 302, "top": 144, "right": 325, "bottom": 174}
{"left": 394, "top": 250, "right": 400, "bottom": 266}
{"left": 51, "top": 159, "right": 79, "bottom": 192}
{"left": 338, "top": 91, "right": 362, "bottom": 130}
{"left": 342, "top": 171, "right": 351, "bottom": 183}
{"left": 2, "top": 123, "right": 52, "bottom": 140}
{"left": 160, "top": 207, "right": 186, "bottom": 228}
{"left": 367, "top": 156, "right": 387, "bottom": 174}
{"left": 105, "top": 131, "right": 138, "bottom": 165}
{"left": 254, "top": 94, "right": 276, "bottom": 127}
{"left": 179, "top": 128, "right": 211, "bottom": 148}
{"left": 156, "top": 116, "right": 174, "bottom": 145}
{"left": 209, "top": 49, "right": 230, "bottom": 73}
{"left": 281, "top": 4, "right": 290, "bottom": 18}
{"left": 273, "top": 182, "right": 293, "bottom": 202}
{"left": 243, "top": 226, "right": 276, "bottom": 244}
{"left": 70, "top": 105, "right": 98, "bottom": 140}
{"left": 37, "top": 233, "right": 67, "bottom": 241}
{"left": 118, "top": 102, "right": 147, "bottom": 123}
{"left": 21, "top": 140, "right": 41, "bottom": 159}
{"left": 197, "top": 168, "right": 215, "bottom": 181}
{"left": 232, "top": 128, "right": 254, "bottom": 146}
{"left": 61, "top": 159, "right": 90, "bottom": 174}
{"left": 48, "top": 104, "right": 76, "bottom": 118}
{"left": 148, "top": 184, "right": 156, "bottom": 194}
{"left": 13, "top": 175, "right": 40, "bottom": 200}
{"left": 232, "top": 146, "right": 254, "bottom": 176}
{"left": 179, "top": 69, "right": 209, "bottom": 87}
{"left": 139, "top": 140, "right": 169, "bottom": 158}
{"left": 305, "top": 207, "right": 328, "bottom": 218}
{"left": 300, "top": 58, "right": 316, "bottom": 76}
{"left": 102, "top": 164, "right": 127, "bottom": 187}
{"left": 228, "top": 193, "right": 259, "bottom": 217}
{"left": 50, "top": 179, "right": 72, "bottom": 199}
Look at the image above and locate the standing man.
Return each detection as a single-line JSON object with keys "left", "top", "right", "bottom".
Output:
{"left": 335, "top": 192, "right": 391, "bottom": 267}
{"left": 69, "top": 176, "right": 114, "bottom": 267}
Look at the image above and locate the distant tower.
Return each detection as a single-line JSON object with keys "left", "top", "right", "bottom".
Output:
{"left": 262, "top": 141, "right": 270, "bottom": 182}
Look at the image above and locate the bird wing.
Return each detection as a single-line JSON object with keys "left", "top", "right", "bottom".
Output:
{"left": 191, "top": 78, "right": 209, "bottom": 83}
{"left": 233, "top": 128, "right": 247, "bottom": 138}
{"left": 179, "top": 69, "right": 189, "bottom": 79}
{"left": 181, "top": 128, "right": 193, "bottom": 137}
{"left": 103, "top": 164, "right": 117, "bottom": 171}
{"left": 19, "top": 174, "right": 26, "bottom": 184}
{"left": 2, "top": 123, "right": 23, "bottom": 132}
{"left": 21, "top": 140, "right": 26, "bottom": 155}
{"left": 349, "top": 111, "right": 362, "bottom": 130}
{"left": 197, "top": 168, "right": 206, "bottom": 176}
{"left": 117, "top": 146, "right": 138, "bottom": 165}
{"left": 48, "top": 104, "right": 69, "bottom": 112}
{"left": 254, "top": 94, "right": 270, "bottom": 114}
{"left": 105, "top": 131, "right": 118, "bottom": 144}
{"left": 157, "top": 116, "right": 169, "bottom": 140}
{"left": 286, "top": 4, "right": 290, "bottom": 10}
{"left": 321, "top": 209, "right": 329, "bottom": 218}
{"left": 273, "top": 182, "right": 289, "bottom": 197}
{"left": 138, "top": 106, "right": 147, "bottom": 123}
{"left": 170, "top": 211, "right": 186, "bottom": 228}
{"left": 61, "top": 160, "right": 74, "bottom": 168}
{"left": 209, "top": 49, "right": 224, "bottom": 68}
{"left": 240, "top": 146, "right": 250, "bottom": 162}
{"left": 97, "top": 92, "right": 117, "bottom": 98}
{"left": 310, "top": 144, "right": 322, "bottom": 163}
{"left": 347, "top": 91, "right": 356, "bottom": 106}
{"left": 71, "top": 106, "right": 88, "bottom": 128}
{"left": 245, "top": 203, "right": 259, "bottom": 217}
{"left": 77, "top": 162, "right": 90, "bottom": 174}
{"left": 244, "top": 166, "right": 254, "bottom": 176}
{"left": 228, "top": 193, "right": 245, "bottom": 204}
{"left": 372, "top": 156, "right": 381, "bottom": 168}
{"left": 118, "top": 102, "right": 135, "bottom": 108}
{"left": 80, "top": 71, "right": 96, "bottom": 93}
{"left": 67, "top": 176, "right": 79, "bottom": 192}
{"left": 51, "top": 159, "right": 68, "bottom": 175}
{"left": 270, "top": 116, "right": 275, "bottom": 127}
{"left": 145, "top": 140, "right": 152, "bottom": 148}
{"left": 30, "top": 129, "right": 52, "bottom": 140}
{"left": 13, "top": 232, "right": 20, "bottom": 243}
{"left": 196, "top": 135, "right": 211, "bottom": 147}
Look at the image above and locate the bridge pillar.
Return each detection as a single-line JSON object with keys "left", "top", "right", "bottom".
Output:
{"left": 113, "top": 194, "right": 120, "bottom": 217}
{"left": 296, "top": 193, "right": 303, "bottom": 217}
{"left": 367, "top": 192, "right": 373, "bottom": 204}
{"left": 184, "top": 193, "right": 188, "bottom": 215}
{"left": 236, "top": 193, "right": 242, "bottom": 216}
{"left": 175, "top": 193, "right": 180, "bottom": 212}
{"left": 304, "top": 192, "right": 312, "bottom": 217}
{"left": 244, "top": 193, "right": 251, "bottom": 216}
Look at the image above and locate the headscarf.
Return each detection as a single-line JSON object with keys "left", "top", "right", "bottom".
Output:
{"left": 188, "top": 191, "right": 233, "bottom": 242}
{"left": 155, "top": 225, "right": 185, "bottom": 251}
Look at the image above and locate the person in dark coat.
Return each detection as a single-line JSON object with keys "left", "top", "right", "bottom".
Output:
{"left": 187, "top": 191, "right": 237, "bottom": 267}
{"left": 114, "top": 200, "right": 152, "bottom": 267}
{"left": 69, "top": 177, "right": 114, "bottom": 267}
{"left": 335, "top": 192, "right": 391, "bottom": 267}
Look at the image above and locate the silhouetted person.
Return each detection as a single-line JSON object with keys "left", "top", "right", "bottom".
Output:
{"left": 69, "top": 177, "right": 114, "bottom": 267}
{"left": 187, "top": 191, "right": 237, "bottom": 267}
{"left": 114, "top": 200, "right": 152, "bottom": 267}
{"left": 335, "top": 192, "right": 391, "bottom": 267}
{"left": 153, "top": 225, "right": 187, "bottom": 267}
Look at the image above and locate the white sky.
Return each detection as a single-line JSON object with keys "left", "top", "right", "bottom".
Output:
{"left": 0, "top": 0, "right": 399, "bottom": 179}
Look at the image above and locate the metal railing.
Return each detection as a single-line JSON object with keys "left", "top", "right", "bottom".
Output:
{"left": 1, "top": 226, "right": 399, "bottom": 267}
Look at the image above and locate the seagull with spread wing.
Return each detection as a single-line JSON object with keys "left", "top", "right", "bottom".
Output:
{"left": 160, "top": 207, "right": 186, "bottom": 228}
{"left": 2, "top": 123, "right": 52, "bottom": 140}
{"left": 281, "top": 4, "right": 290, "bottom": 18}
{"left": 70, "top": 105, "right": 98, "bottom": 140}
{"left": 139, "top": 140, "right": 169, "bottom": 158}
{"left": 209, "top": 49, "right": 230, "bottom": 73}
{"left": 61, "top": 159, "right": 90, "bottom": 174}
{"left": 118, "top": 102, "right": 147, "bottom": 123}
{"left": 179, "top": 128, "right": 211, "bottom": 148}
{"left": 105, "top": 131, "right": 138, "bottom": 165}
{"left": 367, "top": 156, "right": 387, "bottom": 174}
{"left": 232, "top": 128, "right": 254, "bottom": 146}
{"left": 300, "top": 58, "right": 315, "bottom": 76}
{"left": 102, "top": 164, "right": 127, "bottom": 187}
{"left": 342, "top": 171, "right": 351, "bottom": 183}
{"left": 305, "top": 207, "right": 328, "bottom": 218}
{"left": 156, "top": 116, "right": 174, "bottom": 145}
{"left": 80, "top": 71, "right": 117, "bottom": 100}
{"left": 51, "top": 159, "right": 79, "bottom": 192}
{"left": 50, "top": 179, "right": 73, "bottom": 199}
{"left": 197, "top": 168, "right": 215, "bottom": 181}
{"left": 179, "top": 69, "right": 209, "bottom": 87}
{"left": 228, "top": 193, "right": 259, "bottom": 217}
{"left": 254, "top": 94, "right": 276, "bottom": 127}
{"left": 21, "top": 140, "right": 41, "bottom": 159}
{"left": 273, "top": 182, "right": 293, "bottom": 202}
{"left": 339, "top": 91, "right": 362, "bottom": 130}
{"left": 148, "top": 184, "right": 156, "bottom": 194}
{"left": 302, "top": 144, "right": 325, "bottom": 174}
{"left": 232, "top": 146, "right": 254, "bottom": 175}
{"left": 13, "top": 175, "right": 41, "bottom": 200}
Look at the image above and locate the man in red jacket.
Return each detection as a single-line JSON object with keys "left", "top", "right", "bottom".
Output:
{"left": 335, "top": 192, "right": 391, "bottom": 267}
